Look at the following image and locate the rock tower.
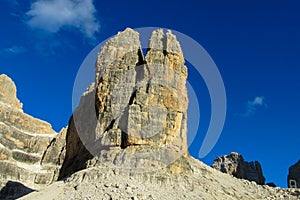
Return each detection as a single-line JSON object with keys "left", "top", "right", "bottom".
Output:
{"left": 59, "top": 28, "right": 190, "bottom": 178}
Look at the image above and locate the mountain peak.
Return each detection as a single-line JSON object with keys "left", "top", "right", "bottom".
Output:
{"left": 59, "top": 28, "right": 190, "bottom": 178}
{"left": 0, "top": 74, "right": 23, "bottom": 110}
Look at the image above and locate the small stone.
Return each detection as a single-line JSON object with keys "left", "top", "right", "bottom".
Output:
{"left": 126, "top": 187, "right": 133, "bottom": 194}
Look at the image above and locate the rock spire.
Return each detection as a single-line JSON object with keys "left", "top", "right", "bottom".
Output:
{"left": 59, "top": 28, "right": 190, "bottom": 178}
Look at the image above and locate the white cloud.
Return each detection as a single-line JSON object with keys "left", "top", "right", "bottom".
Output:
{"left": 241, "top": 96, "right": 267, "bottom": 117}
{"left": 251, "top": 96, "right": 265, "bottom": 106}
{"left": 2, "top": 46, "right": 26, "bottom": 54}
{"left": 26, "top": 0, "right": 100, "bottom": 39}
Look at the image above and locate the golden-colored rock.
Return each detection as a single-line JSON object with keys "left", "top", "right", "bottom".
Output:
{"left": 60, "top": 28, "right": 190, "bottom": 178}
{"left": 0, "top": 74, "right": 22, "bottom": 109}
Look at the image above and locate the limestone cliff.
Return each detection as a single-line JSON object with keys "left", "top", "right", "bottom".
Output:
{"left": 212, "top": 152, "right": 266, "bottom": 185}
{"left": 59, "top": 28, "right": 190, "bottom": 179}
{"left": 0, "top": 74, "right": 22, "bottom": 110}
{"left": 0, "top": 74, "right": 66, "bottom": 199}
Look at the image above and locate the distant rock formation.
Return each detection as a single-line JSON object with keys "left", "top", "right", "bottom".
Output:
{"left": 266, "top": 182, "right": 277, "bottom": 187}
{"left": 59, "top": 28, "right": 190, "bottom": 179}
{"left": 0, "top": 74, "right": 66, "bottom": 199}
{"left": 212, "top": 152, "right": 265, "bottom": 185}
{"left": 288, "top": 160, "right": 300, "bottom": 188}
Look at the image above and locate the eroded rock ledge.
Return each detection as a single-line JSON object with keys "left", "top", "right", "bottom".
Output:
{"left": 0, "top": 74, "right": 66, "bottom": 199}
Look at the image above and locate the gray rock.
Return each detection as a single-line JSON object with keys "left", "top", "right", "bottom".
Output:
{"left": 266, "top": 182, "right": 276, "bottom": 187}
{"left": 0, "top": 74, "right": 22, "bottom": 110}
{"left": 59, "top": 28, "right": 190, "bottom": 179}
{"left": 0, "top": 74, "right": 66, "bottom": 199}
{"left": 288, "top": 160, "right": 300, "bottom": 188}
{"left": 212, "top": 152, "right": 265, "bottom": 185}
{"left": 0, "top": 181, "right": 35, "bottom": 199}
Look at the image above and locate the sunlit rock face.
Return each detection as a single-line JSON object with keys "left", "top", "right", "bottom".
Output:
{"left": 212, "top": 152, "right": 266, "bottom": 185}
{"left": 59, "top": 28, "right": 191, "bottom": 179}
{"left": 0, "top": 74, "right": 23, "bottom": 110}
{"left": 0, "top": 74, "right": 66, "bottom": 199}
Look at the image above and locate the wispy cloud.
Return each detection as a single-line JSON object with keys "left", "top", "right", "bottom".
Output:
{"left": 240, "top": 96, "right": 267, "bottom": 117}
{"left": 26, "top": 0, "right": 100, "bottom": 39}
{"left": 2, "top": 45, "right": 26, "bottom": 54}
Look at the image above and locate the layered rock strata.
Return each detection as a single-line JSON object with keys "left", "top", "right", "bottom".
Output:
{"left": 0, "top": 74, "right": 66, "bottom": 198}
{"left": 212, "top": 152, "right": 266, "bottom": 185}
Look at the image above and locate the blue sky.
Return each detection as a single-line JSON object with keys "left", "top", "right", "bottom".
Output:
{"left": 1, "top": 0, "right": 300, "bottom": 187}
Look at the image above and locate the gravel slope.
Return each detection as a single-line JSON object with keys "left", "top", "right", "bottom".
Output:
{"left": 20, "top": 157, "right": 300, "bottom": 200}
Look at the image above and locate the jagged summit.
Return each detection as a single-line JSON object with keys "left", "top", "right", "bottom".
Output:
{"left": 0, "top": 74, "right": 55, "bottom": 134}
{"left": 0, "top": 74, "right": 23, "bottom": 110}
{"left": 59, "top": 28, "right": 190, "bottom": 178}
{"left": 212, "top": 152, "right": 266, "bottom": 185}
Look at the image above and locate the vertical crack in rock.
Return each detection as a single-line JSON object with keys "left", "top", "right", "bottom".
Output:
{"left": 120, "top": 130, "right": 128, "bottom": 149}
{"left": 60, "top": 28, "right": 190, "bottom": 178}
{"left": 95, "top": 28, "right": 141, "bottom": 146}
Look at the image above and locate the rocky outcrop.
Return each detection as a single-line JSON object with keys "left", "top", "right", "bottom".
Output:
{"left": 288, "top": 160, "right": 300, "bottom": 188}
{"left": 0, "top": 74, "right": 66, "bottom": 199}
{"left": 59, "top": 28, "right": 190, "bottom": 179}
{"left": 40, "top": 127, "right": 67, "bottom": 181}
{"left": 266, "top": 182, "right": 277, "bottom": 187}
{"left": 0, "top": 75, "right": 54, "bottom": 134}
{"left": 0, "top": 74, "right": 22, "bottom": 110}
{"left": 212, "top": 152, "right": 265, "bottom": 185}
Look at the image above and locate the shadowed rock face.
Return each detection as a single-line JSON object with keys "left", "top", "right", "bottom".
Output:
{"left": 0, "top": 181, "right": 35, "bottom": 199}
{"left": 288, "top": 160, "right": 300, "bottom": 188}
{"left": 212, "top": 152, "right": 265, "bottom": 185}
{"left": 59, "top": 28, "right": 190, "bottom": 179}
{"left": 0, "top": 74, "right": 66, "bottom": 198}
